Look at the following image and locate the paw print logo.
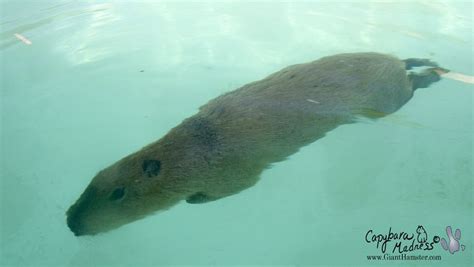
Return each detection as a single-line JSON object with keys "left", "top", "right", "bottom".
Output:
{"left": 439, "top": 226, "right": 466, "bottom": 254}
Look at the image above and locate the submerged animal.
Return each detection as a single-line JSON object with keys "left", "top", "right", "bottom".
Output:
{"left": 67, "top": 52, "right": 445, "bottom": 236}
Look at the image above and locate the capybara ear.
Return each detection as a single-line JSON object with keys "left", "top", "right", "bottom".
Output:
{"left": 142, "top": 160, "right": 161, "bottom": 177}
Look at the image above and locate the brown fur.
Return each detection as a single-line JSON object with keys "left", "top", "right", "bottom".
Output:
{"left": 66, "top": 52, "right": 439, "bottom": 236}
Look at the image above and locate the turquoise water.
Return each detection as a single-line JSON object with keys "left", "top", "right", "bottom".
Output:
{"left": 1, "top": 1, "right": 472, "bottom": 266}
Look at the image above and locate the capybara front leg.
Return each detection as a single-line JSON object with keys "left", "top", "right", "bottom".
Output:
{"left": 186, "top": 192, "right": 222, "bottom": 204}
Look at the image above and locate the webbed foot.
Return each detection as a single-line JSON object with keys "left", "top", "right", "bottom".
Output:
{"left": 403, "top": 58, "right": 438, "bottom": 70}
{"left": 409, "top": 68, "right": 444, "bottom": 90}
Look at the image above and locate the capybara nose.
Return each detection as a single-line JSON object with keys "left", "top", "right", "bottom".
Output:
{"left": 66, "top": 205, "right": 85, "bottom": 236}
{"left": 66, "top": 186, "right": 97, "bottom": 236}
{"left": 69, "top": 225, "right": 85, "bottom": 236}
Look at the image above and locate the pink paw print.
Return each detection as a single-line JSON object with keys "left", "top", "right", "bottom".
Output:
{"left": 439, "top": 226, "right": 465, "bottom": 254}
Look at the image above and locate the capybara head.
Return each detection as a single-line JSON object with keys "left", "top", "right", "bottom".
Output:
{"left": 66, "top": 147, "right": 191, "bottom": 236}
{"left": 66, "top": 117, "right": 219, "bottom": 236}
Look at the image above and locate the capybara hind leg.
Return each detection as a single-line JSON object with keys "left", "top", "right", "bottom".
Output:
{"left": 403, "top": 58, "right": 438, "bottom": 70}
{"left": 409, "top": 68, "right": 442, "bottom": 90}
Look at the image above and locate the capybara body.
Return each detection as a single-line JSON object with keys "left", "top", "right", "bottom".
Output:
{"left": 67, "top": 52, "right": 442, "bottom": 236}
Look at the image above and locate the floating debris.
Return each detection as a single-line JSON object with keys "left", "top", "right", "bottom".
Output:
{"left": 307, "top": 98, "right": 320, "bottom": 104}
{"left": 436, "top": 69, "right": 474, "bottom": 84}
{"left": 442, "top": 72, "right": 474, "bottom": 84}
{"left": 14, "top": 33, "right": 32, "bottom": 45}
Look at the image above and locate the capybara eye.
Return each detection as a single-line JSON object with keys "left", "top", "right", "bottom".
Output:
{"left": 142, "top": 159, "right": 161, "bottom": 177}
{"left": 110, "top": 187, "right": 125, "bottom": 201}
